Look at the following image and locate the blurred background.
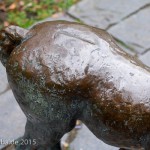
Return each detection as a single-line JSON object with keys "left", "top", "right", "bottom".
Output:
{"left": 0, "top": 0, "right": 79, "bottom": 29}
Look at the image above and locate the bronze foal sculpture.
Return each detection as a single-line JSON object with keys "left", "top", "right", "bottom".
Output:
{"left": 0, "top": 21, "right": 150, "bottom": 150}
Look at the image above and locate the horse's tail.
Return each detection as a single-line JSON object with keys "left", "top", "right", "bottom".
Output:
{"left": 0, "top": 25, "right": 28, "bottom": 66}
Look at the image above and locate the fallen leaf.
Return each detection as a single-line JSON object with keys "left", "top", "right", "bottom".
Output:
{"left": 9, "top": 3, "right": 17, "bottom": 10}
{"left": 51, "top": 13, "right": 63, "bottom": 18}
{"left": 19, "top": 1, "right": 25, "bottom": 6}
{"left": 0, "top": 2, "right": 6, "bottom": 11}
{"left": 62, "top": 141, "right": 69, "bottom": 147}
{"left": 4, "top": 21, "right": 9, "bottom": 27}
{"left": 26, "top": 2, "right": 33, "bottom": 7}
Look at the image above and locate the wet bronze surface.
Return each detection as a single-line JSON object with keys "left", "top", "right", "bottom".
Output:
{"left": 0, "top": 21, "right": 150, "bottom": 150}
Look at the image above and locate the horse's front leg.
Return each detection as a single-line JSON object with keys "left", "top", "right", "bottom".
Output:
{"left": 15, "top": 120, "right": 63, "bottom": 150}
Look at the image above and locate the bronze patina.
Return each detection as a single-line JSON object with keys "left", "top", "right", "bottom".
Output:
{"left": 0, "top": 21, "right": 150, "bottom": 150}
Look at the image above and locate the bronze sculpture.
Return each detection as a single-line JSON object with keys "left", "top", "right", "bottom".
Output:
{"left": 0, "top": 21, "right": 150, "bottom": 150}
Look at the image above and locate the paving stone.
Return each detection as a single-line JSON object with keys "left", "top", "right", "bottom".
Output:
{"left": 108, "top": 5, "right": 150, "bottom": 54}
{"left": 0, "top": 90, "right": 26, "bottom": 149}
{"left": 0, "top": 63, "right": 9, "bottom": 94}
{"left": 139, "top": 50, "right": 150, "bottom": 67}
{"left": 68, "top": 0, "right": 150, "bottom": 29}
{"left": 67, "top": 124, "right": 118, "bottom": 150}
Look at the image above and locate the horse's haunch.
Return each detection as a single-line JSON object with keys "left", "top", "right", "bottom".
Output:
{"left": 0, "top": 21, "right": 150, "bottom": 150}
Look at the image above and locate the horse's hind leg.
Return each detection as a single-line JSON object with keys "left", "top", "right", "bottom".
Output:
{"left": 139, "top": 134, "right": 150, "bottom": 150}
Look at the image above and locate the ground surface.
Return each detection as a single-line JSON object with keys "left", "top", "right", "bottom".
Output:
{"left": 0, "top": 0, "right": 150, "bottom": 150}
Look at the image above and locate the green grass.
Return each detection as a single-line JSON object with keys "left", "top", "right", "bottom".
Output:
{"left": 5, "top": 0, "right": 79, "bottom": 28}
